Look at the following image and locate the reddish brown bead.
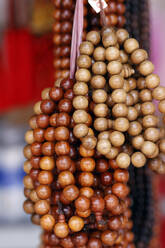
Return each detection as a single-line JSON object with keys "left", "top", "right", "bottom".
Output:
{"left": 37, "top": 115, "right": 49, "bottom": 129}
{"left": 58, "top": 99, "right": 72, "bottom": 112}
{"left": 50, "top": 87, "right": 64, "bottom": 101}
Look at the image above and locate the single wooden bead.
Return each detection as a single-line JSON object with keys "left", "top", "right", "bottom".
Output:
{"left": 105, "top": 47, "right": 120, "bottom": 61}
{"left": 105, "top": 146, "right": 119, "bottom": 159}
{"left": 73, "top": 82, "right": 88, "bottom": 96}
{"left": 80, "top": 187, "right": 94, "bottom": 199}
{"left": 31, "top": 214, "right": 40, "bottom": 225}
{"left": 138, "top": 60, "right": 154, "bottom": 76}
{"left": 91, "top": 196, "right": 105, "bottom": 212}
{"left": 60, "top": 237, "right": 74, "bottom": 248}
{"left": 23, "top": 145, "right": 32, "bottom": 160}
{"left": 38, "top": 171, "right": 53, "bottom": 185}
{"left": 64, "top": 89, "right": 74, "bottom": 100}
{"left": 77, "top": 55, "right": 92, "bottom": 68}
{"left": 68, "top": 216, "right": 84, "bottom": 232}
{"left": 101, "top": 172, "right": 113, "bottom": 186}
{"left": 97, "top": 139, "right": 111, "bottom": 155}
{"left": 63, "top": 185, "right": 79, "bottom": 201}
{"left": 40, "top": 156, "right": 55, "bottom": 170}
{"left": 116, "top": 29, "right": 129, "bottom": 44}
{"left": 101, "top": 230, "right": 117, "bottom": 246}
{"left": 25, "top": 130, "right": 35, "bottom": 144}
{"left": 41, "top": 100, "right": 55, "bottom": 115}
{"left": 42, "top": 142, "right": 54, "bottom": 156}
{"left": 130, "top": 90, "right": 139, "bottom": 104}
{"left": 36, "top": 185, "right": 51, "bottom": 200}
{"left": 54, "top": 127, "right": 69, "bottom": 141}
{"left": 119, "top": 50, "right": 128, "bottom": 64}
{"left": 92, "top": 62, "right": 107, "bottom": 75}
{"left": 80, "top": 41, "right": 94, "bottom": 55}
{"left": 102, "top": 32, "right": 117, "bottom": 48}
{"left": 127, "top": 78, "right": 136, "bottom": 91}
{"left": 141, "top": 102, "right": 155, "bottom": 115}
{"left": 110, "top": 131, "right": 125, "bottom": 147}
{"left": 139, "top": 89, "right": 152, "bottom": 102}
{"left": 92, "top": 89, "right": 107, "bottom": 103}
{"left": 33, "top": 128, "right": 44, "bottom": 142}
{"left": 57, "top": 113, "right": 71, "bottom": 127}
{"left": 132, "top": 135, "right": 144, "bottom": 149}
{"left": 79, "top": 144, "right": 95, "bottom": 157}
{"left": 112, "top": 182, "right": 129, "bottom": 199}
{"left": 73, "top": 110, "right": 88, "bottom": 124}
{"left": 23, "top": 160, "right": 32, "bottom": 174}
{"left": 79, "top": 172, "right": 94, "bottom": 186}
{"left": 114, "top": 169, "right": 129, "bottom": 183}
{"left": 158, "top": 99, "right": 165, "bottom": 113}
{"left": 127, "top": 107, "right": 138, "bottom": 121}
{"left": 116, "top": 153, "right": 130, "bottom": 168}
{"left": 29, "top": 116, "right": 38, "bottom": 129}
{"left": 131, "top": 152, "right": 146, "bottom": 167}
{"left": 58, "top": 171, "right": 75, "bottom": 188}
{"left": 137, "top": 77, "right": 146, "bottom": 89}
{"left": 94, "top": 104, "right": 108, "bottom": 117}
{"left": 141, "top": 141, "right": 157, "bottom": 157}
{"left": 75, "top": 69, "right": 91, "bottom": 82}
{"left": 112, "top": 103, "right": 128, "bottom": 117}
{"left": 122, "top": 80, "right": 130, "bottom": 92}
{"left": 56, "top": 156, "right": 71, "bottom": 171}
{"left": 54, "top": 223, "right": 69, "bottom": 238}
{"left": 144, "top": 127, "right": 160, "bottom": 142}
{"left": 107, "top": 61, "right": 122, "bottom": 75}
{"left": 131, "top": 49, "right": 148, "bottom": 64}
{"left": 75, "top": 195, "right": 90, "bottom": 211}
{"left": 86, "top": 31, "right": 101, "bottom": 47}
{"left": 109, "top": 75, "right": 124, "bottom": 89}
{"left": 90, "top": 75, "right": 106, "bottom": 89}
{"left": 113, "top": 118, "right": 129, "bottom": 132}
{"left": 98, "top": 131, "right": 109, "bottom": 140}
{"left": 94, "top": 118, "right": 108, "bottom": 131}
{"left": 34, "top": 101, "right": 42, "bottom": 115}
{"left": 126, "top": 94, "right": 134, "bottom": 106}
{"left": 124, "top": 38, "right": 139, "bottom": 54}
{"left": 34, "top": 200, "right": 50, "bottom": 215}
{"left": 37, "top": 114, "right": 49, "bottom": 128}
{"left": 96, "top": 159, "right": 108, "bottom": 173}
{"left": 29, "top": 168, "right": 39, "bottom": 181}
{"left": 153, "top": 86, "right": 165, "bottom": 101}
{"left": 23, "top": 175, "right": 34, "bottom": 189}
{"left": 159, "top": 139, "right": 165, "bottom": 153}
{"left": 82, "top": 135, "right": 97, "bottom": 150}
{"left": 104, "top": 194, "right": 119, "bottom": 211}
{"left": 87, "top": 238, "right": 102, "bottom": 248}
{"left": 73, "top": 124, "right": 88, "bottom": 138}
{"left": 40, "top": 214, "right": 55, "bottom": 231}
{"left": 73, "top": 232, "right": 88, "bottom": 246}
{"left": 146, "top": 73, "right": 160, "bottom": 88}
{"left": 41, "top": 88, "right": 51, "bottom": 100}
{"left": 58, "top": 99, "right": 72, "bottom": 113}
{"left": 43, "top": 127, "right": 54, "bottom": 142}
{"left": 93, "top": 47, "right": 105, "bottom": 61}
{"left": 128, "top": 121, "right": 142, "bottom": 136}
{"left": 50, "top": 87, "right": 63, "bottom": 102}
{"left": 55, "top": 141, "right": 70, "bottom": 156}
{"left": 60, "top": 79, "right": 73, "bottom": 90}
{"left": 73, "top": 96, "right": 88, "bottom": 110}
{"left": 23, "top": 200, "right": 34, "bottom": 214}
{"left": 80, "top": 158, "right": 95, "bottom": 172}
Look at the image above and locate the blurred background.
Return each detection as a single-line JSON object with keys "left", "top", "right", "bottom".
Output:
{"left": 0, "top": 0, "right": 165, "bottom": 247}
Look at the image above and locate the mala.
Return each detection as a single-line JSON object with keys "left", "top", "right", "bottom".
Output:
{"left": 23, "top": 1, "right": 163, "bottom": 247}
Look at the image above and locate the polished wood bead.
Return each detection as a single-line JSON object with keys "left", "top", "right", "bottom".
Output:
{"left": 73, "top": 110, "right": 88, "bottom": 124}
{"left": 54, "top": 126, "right": 69, "bottom": 141}
{"left": 107, "top": 61, "right": 122, "bottom": 75}
{"left": 29, "top": 116, "right": 38, "bottom": 129}
{"left": 41, "top": 100, "right": 55, "bottom": 115}
{"left": 34, "top": 200, "right": 50, "bottom": 215}
{"left": 56, "top": 155, "right": 71, "bottom": 171}
{"left": 23, "top": 200, "right": 34, "bottom": 214}
{"left": 54, "top": 223, "right": 69, "bottom": 238}
{"left": 94, "top": 103, "right": 108, "bottom": 117}
{"left": 108, "top": 216, "right": 121, "bottom": 231}
{"left": 128, "top": 121, "right": 142, "bottom": 136}
{"left": 80, "top": 158, "right": 95, "bottom": 172}
{"left": 92, "top": 62, "right": 107, "bottom": 75}
{"left": 37, "top": 114, "right": 49, "bottom": 129}
{"left": 25, "top": 130, "right": 35, "bottom": 145}
{"left": 55, "top": 141, "right": 70, "bottom": 155}
{"left": 141, "top": 102, "right": 155, "bottom": 115}
{"left": 101, "top": 172, "right": 113, "bottom": 186}
{"left": 77, "top": 55, "right": 92, "bottom": 69}
{"left": 36, "top": 185, "right": 51, "bottom": 200}
{"left": 112, "top": 182, "right": 129, "bottom": 199}
{"left": 38, "top": 171, "right": 53, "bottom": 185}
{"left": 97, "top": 139, "right": 111, "bottom": 155}
{"left": 58, "top": 99, "right": 72, "bottom": 113}
{"left": 144, "top": 127, "right": 160, "bottom": 142}
{"left": 68, "top": 216, "right": 84, "bottom": 232}
{"left": 87, "top": 238, "right": 102, "bottom": 248}
{"left": 110, "top": 131, "right": 125, "bottom": 147}
{"left": 60, "top": 237, "right": 74, "bottom": 248}
{"left": 106, "top": 47, "right": 120, "bottom": 61}
{"left": 23, "top": 160, "right": 32, "bottom": 174}
{"left": 131, "top": 152, "right": 146, "bottom": 167}
{"left": 63, "top": 185, "right": 79, "bottom": 201}
{"left": 73, "top": 82, "right": 88, "bottom": 96}
{"left": 141, "top": 141, "right": 157, "bottom": 157}
{"left": 80, "top": 187, "right": 94, "bottom": 199}
{"left": 75, "top": 68, "right": 91, "bottom": 82}
{"left": 152, "top": 86, "right": 165, "bottom": 101}
{"left": 139, "top": 60, "right": 154, "bottom": 76}
{"left": 91, "top": 196, "right": 105, "bottom": 212}
{"left": 116, "top": 153, "right": 130, "bottom": 168}
{"left": 127, "top": 107, "right": 138, "bottom": 121}
{"left": 132, "top": 135, "right": 144, "bottom": 149}
{"left": 131, "top": 49, "right": 148, "bottom": 64}
{"left": 159, "top": 139, "right": 165, "bottom": 153}
{"left": 90, "top": 75, "right": 106, "bottom": 89}
{"left": 79, "top": 144, "right": 95, "bottom": 157}
{"left": 146, "top": 73, "right": 160, "bottom": 88}
{"left": 104, "top": 193, "right": 119, "bottom": 211}
{"left": 124, "top": 38, "right": 139, "bottom": 54}
{"left": 80, "top": 41, "right": 94, "bottom": 55}
{"left": 23, "top": 145, "right": 32, "bottom": 160}
{"left": 23, "top": 175, "right": 34, "bottom": 189}
{"left": 57, "top": 113, "right": 71, "bottom": 127}
{"left": 102, "top": 32, "right": 117, "bottom": 48}
{"left": 101, "top": 230, "right": 117, "bottom": 246}
{"left": 40, "top": 214, "right": 55, "bottom": 231}
{"left": 113, "top": 118, "right": 129, "bottom": 132}
{"left": 109, "top": 75, "right": 124, "bottom": 89}
{"left": 58, "top": 171, "right": 75, "bottom": 187}
{"left": 92, "top": 90, "right": 107, "bottom": 103}
{"left": 86, "top": 31, "right": 101, "bottom": 45}
{"left": 40, "top": 156, "right": 55, "bottom": 170}
{"left": 114, "top": 169, "right": 129, "bottom": 183}
{"left": 158, "top": 99, "right": 165, "bottom": 113}
{"left": 50, "top": 87, "right": 63, "bottom": 102}
{"left": 93, "top": 47, "right": 105, "bottom": 61}
{"left": 94, "top": 118, "right": 108, "bottom": 131}
{"left": 33, "top": 101, "right": 42, "bottom": 115}
{"left": 73, "top": 232, "right": 88, "bottom": 246}
{"left": 82, "top": 135, "right": 97, "bottom": 150}
{"left": 75, "top": 195, "right": 90, "bottom": 211}
{"left": 73, "top": 124, "right": 88, "bottom": 138}
{"left": 79, "top": 172, "right": 94, "bottom": 186}
{"left": 73, "top": 96, "right": 88, "bottom": 110}
{"left": 116, "top": 29, "right": 129, "bottom": 44}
